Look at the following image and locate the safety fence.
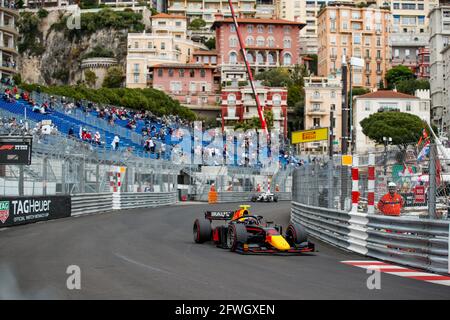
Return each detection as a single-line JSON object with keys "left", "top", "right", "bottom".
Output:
{"left": 215, "top": 191, "right": 292, "bottom": 203}
{"left": 291, "top": 201, "right": 449, "bottom": 274}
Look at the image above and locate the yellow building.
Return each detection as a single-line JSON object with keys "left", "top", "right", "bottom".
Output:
{"left": 126, "top": 13, "right": 206, "bottom": 88}
{"left": 317, "top": 2, "right": 391, "bottom": 89}
{"left": 303, "top": 76, "right": 342, "bottom": 154}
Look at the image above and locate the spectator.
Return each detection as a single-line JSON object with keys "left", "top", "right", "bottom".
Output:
{"left": 68, "top": 126, "right": 75, "bottom": 138}
{"left": 94, "top": 131, "right": 101, "bottom": 145}
{"left": 111, "top": 135, "right": 120, "bottom": 150}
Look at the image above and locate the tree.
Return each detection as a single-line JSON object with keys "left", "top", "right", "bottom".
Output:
{"left": 188, "top": 18, "right": 206, "bottom": 30}
{"left": 102, "top": 66, "right": 124, "bottom": 88}
{"left": 84, "top": 70, "right": 98, "bottom": 88}
{"left": 360, "top": 111, "right": 427, "bottom": 150}
{"left": 395, "top": 79, "right": 430, "bottom": 95}
{"left": 255, "top": 68, "right": 292, "bottom": 87}
{"left": 385, "top": 65, "right": 415, "bottom": 89}
{"left": 204, "top": 37, "right": 216, "bottom": 50}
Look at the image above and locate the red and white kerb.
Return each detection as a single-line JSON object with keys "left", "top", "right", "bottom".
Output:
{"left": 367, "top": 153, "right": 375, "bottom": 214}
{"left": 351, "top": 155, "right": 359, "bottom": 212}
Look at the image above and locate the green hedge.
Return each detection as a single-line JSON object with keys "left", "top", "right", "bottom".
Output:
{"left": 20, "top": 84, "right": 197, "bottom": 121}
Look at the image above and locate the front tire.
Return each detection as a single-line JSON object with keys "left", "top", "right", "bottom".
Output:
{"left": 285, "top": 223, "right": 307, "bottom": 245}
{"left": 193, "top": 218, "right": 212, "bottom": 243}
{"left": 227, "top": 223, "right": 248, "bottom": 251}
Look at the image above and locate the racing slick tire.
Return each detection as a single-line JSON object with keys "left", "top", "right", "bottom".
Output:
{"left": 193, "top": 218, "right": 212, "bottom": 243}
{"left": 273, "top": 195, "right": 278, "bottom": 202}
{"left": 285, "top": 223, "right": 307, "bottom": 245}
{"left": 251, "top": 195, "right": 257, "bottom": 202}
{"left": 227, "top": 223, "right": 248, "bottom": 251}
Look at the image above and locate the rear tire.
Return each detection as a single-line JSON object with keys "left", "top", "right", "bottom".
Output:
{"left": 227, "top": 223, "right": 248, "bottom": 251}
{"left": 193, "top": 218, "right": 211, "bottom": 243}
{"left": 251, "top": 196, "right": 257, "bottom": 202}
{"left": 273, "top": 196, "right": 278, "bottom": 202}
{"left": 285, "top": 223, "right": 307, "bottom": 245}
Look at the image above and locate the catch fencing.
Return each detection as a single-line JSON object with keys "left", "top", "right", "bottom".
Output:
{"left": 292, "top": 148, "right": 450, "bottom": 275}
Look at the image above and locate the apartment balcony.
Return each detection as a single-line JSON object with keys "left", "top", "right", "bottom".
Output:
{"left": 187, "top": 6, "right": 204, "bottom": 14}
{"left": 168, "top": 6, "right": 186, "bottom": 12}
{"left": 243, "top": 99, "right": 257, "bottom": 107}
{"left": 376, "top": 69, "right": 383, "bottom": 75}
{"left": 330, "top": 54, "right": 337, "bottom": 60}
{"left": 376, "top": 56, "right": 383, "bottom": 62}
{"left": 364, "top": 56, "right": 371, "bottom": 61}
{"left": 307, "top": 108, "right": 327, "bottom": 116}
{"left": 310, "top": 95, "right": 323, "bottom": 102}
{"left": 365, "top": 68, "right": 371, "bottom": 74}
{"left": 0, "top": 24, "right": 18, "bottom": 36}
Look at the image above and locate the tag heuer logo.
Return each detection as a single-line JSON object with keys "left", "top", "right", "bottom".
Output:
{"left": 0, "top": 201, "right": 9, "bottom": 224}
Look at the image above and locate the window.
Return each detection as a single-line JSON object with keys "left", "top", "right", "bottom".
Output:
{"left": 161, "top": 42, "right": 165, "bottom": 50}
{"left": 273, "top": 94, "right": 281, "bottom": 106}
{"left": 284, "top": 26, "right": 291, "bottom": 35}
{"left": 406, "top": 102, "right": 411, "bottom": 112}
{"left": 312, "top": 103, "right": 320, "bottom": 111}
{"left": 157, "top": 69, "right": 163, "bottom": 77}
{"left": 313, "top": 91, "right": 320, "bottom": 99}
{"left": 246, "top": 53, "right": 254, "bottom": 63}
{"left": 353, "top": 33, "right": 361, "bottom": 44}
{"left": 179, "top": 69, "right": 185, "bottom": 77}
{"left": 229, "top": 36, "right": 238, "bottom": 47}
{"left": 176, "top": 21, "right": 181, "bottom": 27}
{"left": 257, "top": 25, "right": 264, "bottom": 33}
{"left": 200, "top": 69, "right": 206, "bottom": 78}
{"left": 257, "top": 36, "right": 265, "bottom": 47}
{"left": 331, "top": 91, "right": 336, "bottom": 98}
{"left": 283, "top": 53, "right": 292, "bottom": 66}
{"left": 405, "top": 49, "right": 410, "bottom": 59}
{"left": 190, "top": 69, "right": 195, "bottom": 77}
{"left": 377, "top": 37, "right": 381, "bottom": 47}
{"left": 268, "top": 25, "right": 274, "bottom": 33}
{"left": 313, "top": 118, "right": 320, "bottom": 127}
{"left": 247, "top": 25, "right": 253, "bottom": 33}
{"left": 283, "top": 37, "right": 291, "bottom": 48}
{"left": 267, "top": 37, "right": 275, "bottom": 47}
{"left": 229, "top": 52, "right": 238, "bottom": 64}
{"left": 268, "top": 52, "right": 275, "bottom": 65}
{"left": 246, "top": 36, "right": 254, "bottom": 46}
{"left": 227, "top": 94, "right": 236, "bottom": 105}
{"left": 190, "top": 82, "right": 196, "bottom": 93}
{"left": 134, "top": 74, "right": 139, "bottom": 83}
{"left": 394, "top": 49, "right": 399, "bottom": 58}
{"left": 133, "top": 63, "right": 139, "bottom": 73}
{"left": 147, "top": 42, "right": 152, "bottom": 49}
{"left": 365, "top": 101, "right": 371, "bottom": 111}
{"left": 257, "top": 52, "right": 264, "bottom": 64}
{"left": 134, "top": 42, "right": 139, "bottom": 48}
{"left": 168, "top": 69, "right": 174, "bottom": 77}
{"left": 230, "top": 25, "right": 236, "bottom": 33}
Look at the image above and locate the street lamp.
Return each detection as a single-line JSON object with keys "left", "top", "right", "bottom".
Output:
{"left": 383, "top": 136, "right": 392, "bottom": 176}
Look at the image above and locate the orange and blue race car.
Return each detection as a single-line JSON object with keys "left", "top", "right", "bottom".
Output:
{"left": 193, "top": 205, "right": 315, "bottom": 254}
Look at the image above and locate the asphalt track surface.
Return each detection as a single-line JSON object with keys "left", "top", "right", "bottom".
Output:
{"left": 0, "top": 201, "right": 449, "bottom": 299}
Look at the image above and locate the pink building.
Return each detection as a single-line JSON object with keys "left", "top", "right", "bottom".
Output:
{"left": 212, "top": 14, "right": 306, "bottom": 82}
{"left": 221, "top": 84, "right": 288, "bottom": 137}
{"left": 151, "top": 64, "right": 219, "bottom": 106}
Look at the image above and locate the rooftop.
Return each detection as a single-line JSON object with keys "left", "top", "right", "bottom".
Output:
{"left": 212, "top": 18, "right": 306, "bottom": 29}
{"left": 151, "top": 13, "right": 186, "bottom": 20}
{"left": 356, "top": 90, "right": 419, "bottom": 100}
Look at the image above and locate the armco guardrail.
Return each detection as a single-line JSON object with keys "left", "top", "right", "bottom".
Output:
{"left": 116, "top": 192, "right": 178, "bottom": 210}
{"left": 292, "top": 201, "right": 450, "bottom": 274}
{"left": 71, "top": 193, "right": 114, "bottom": 216}
{"left": 72, "top": 192, "right": 177, "bottom": 216}
{"left": 217, "top": 192, "right": 292, "bottom": 203}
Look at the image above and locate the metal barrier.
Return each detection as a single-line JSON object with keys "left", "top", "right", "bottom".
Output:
{"left": 71, "top": 193, "right": 114, "bottom": 216}
{"left": 217, "top": 192, "right": 292, "bottom": 203}
{"left": 70, "top": 192, "right": 177, "bottom": 216}
{"left": 117, "top": 192, "right": 178, "bottom": 210}
{"left": 291, "top": 201, "right": 450, "bottom": 274}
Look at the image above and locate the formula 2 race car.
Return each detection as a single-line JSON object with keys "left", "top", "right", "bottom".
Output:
{"left": 251, "top": 192, "right": 278, "bottom": 202}
{"left": 193, "top": 205, "right": 314, "bottom": 254}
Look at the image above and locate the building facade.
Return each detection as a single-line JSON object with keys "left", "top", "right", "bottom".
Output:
{"left": 303, "top": 76, "right": 342, "bottom": 154}
{"left": 212, "top": 14, "right": 305, "bottom": 83}
{"left": 0, "top": 0, "right": 18, "bottom": 81}
{"left": 442, "top": 45, "right": 450, "bottom": 133}
{"left": 353, "top": 90, "right": 431, "bottom": 153}
{"left": 220, "top": 82, "right": 287, "bottom": 135}
{"left": 168, "top": 0, "right": 278, "bottom": 27}
{"left": 429, "top": 3, "right": 450, "bottom": 133}
{"left": 278, "top": 0, "right": 354, "bottom": 55}
{"left": 126, "top": 13, "right": 206, "bottom": 88}
{"left": 317, "top": 2, "right": 391, "bottom": 89}
{"left": 151, "top": 64, "right": 218, "bottom": 106}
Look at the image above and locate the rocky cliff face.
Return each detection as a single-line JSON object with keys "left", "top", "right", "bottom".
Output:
{"left": 18, "top": 10, "right": 128, "bottom": 86}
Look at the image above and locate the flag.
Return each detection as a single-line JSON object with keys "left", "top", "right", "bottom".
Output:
{"left": 402, "top": 162, "right": 413, "bottom": 176}
{"left": 417, "top": 140, "right": 430, "bottom": 162}
{"left": 417, "top": 128, "right": 429, "bottom": 148}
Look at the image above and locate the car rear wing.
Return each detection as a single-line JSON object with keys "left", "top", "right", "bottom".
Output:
{"left": 205, "top": 211, "right": 235, "bottom": 220}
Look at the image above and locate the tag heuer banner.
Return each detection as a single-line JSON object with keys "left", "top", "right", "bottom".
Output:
{"left": 0, "top": 196, "right": 71, "bottom": 227}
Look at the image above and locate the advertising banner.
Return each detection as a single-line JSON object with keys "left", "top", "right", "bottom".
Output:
{"left": 0, "top": 195, "right": 71, "bottom": 227}
{"left": 0, "top": 136, "right": 32, "bottom": 165}
{"left": 292, "top": 128, "right": 328, "bottom": 144}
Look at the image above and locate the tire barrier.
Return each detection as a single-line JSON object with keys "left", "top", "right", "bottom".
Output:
{"left": 291, "top": 201, "right": 450, "bottom": 274}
